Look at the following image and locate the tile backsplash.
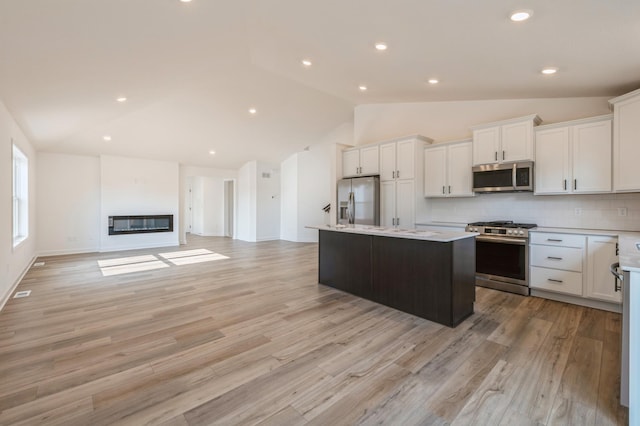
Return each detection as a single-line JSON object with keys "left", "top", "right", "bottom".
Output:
{"left": 428, "top": 192, "right": 640, "bottom": 231}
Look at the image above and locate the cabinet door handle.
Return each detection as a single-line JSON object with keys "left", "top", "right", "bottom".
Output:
{"left": 564, "top": 179, "right": 567, "bottom": 190}
{"left": 448, "top": 185, "right": 451, "bottom": 194}
{"left": 396, "top": 170, "right": 400, "bottom": 178}
{"left": 547, "top": 256, "right": 563, "bottom": 260}
{"left": 574, "top": 179, "right": 577, "bottom": 190}
{"left": 392, "top": 171, "right": 395, "bottom": 179}
{"left": 547, "top": 278, "right": 563, "bottom": 283}
{"left": 495, "top": 151, "right": 498, "bottom": 161}
{"left": 396, "top": 218, "right": 399, "bottom": 226}
{"left": 502, "top": 150, "right": 505, "bottom": 160}
{"left": 442, "top": 186, "right": 445, "bottom": 194}
{"left": 547, "top": 239, "right": 563, "bottom": 242}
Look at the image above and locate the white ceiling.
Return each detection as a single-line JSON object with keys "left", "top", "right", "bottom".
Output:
{"left": 0, "top": 0, "right": 638, "bottom": 168}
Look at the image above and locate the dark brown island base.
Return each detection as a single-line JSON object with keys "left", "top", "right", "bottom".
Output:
{"left": 314, "top": 226, "right": 477, "bottom": 327}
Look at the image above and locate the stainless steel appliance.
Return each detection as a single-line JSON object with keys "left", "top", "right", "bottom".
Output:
{"left": 610, "top": 262, "right": 629, "bottom": 407}
{"left": 465, "top": 220, "right": 537, "bottom": 295}
{"left": 337, "top": 176, "right": 380, "bottom": 226}
{"left": 473, "top": 161, "right": 534, "bottom": 193}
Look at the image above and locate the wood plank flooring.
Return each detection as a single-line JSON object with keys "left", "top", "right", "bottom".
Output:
{"left": 0, "top": 235, "right": 629, "bottom": 425}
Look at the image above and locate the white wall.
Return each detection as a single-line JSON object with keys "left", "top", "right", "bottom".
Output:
{"left": 280, "top": 154, "right": 298, "bottom": 241}
{"left": 256, "top": 162, "right": 280, "bottom": 241}
{"left": 37, "top": 153, "right": 100, "bottom": 255}
{"left": 236, "top": 161, "right": 256, "bottom": 241}
{"left": 236, "top": 160, "right": 280, "bottom": 242}
{"left": 354, "top": 97, "right": 611, "bottom": 145}
{"left": 0, "top": 100, "right": 37, "bottom": 307}
{"left": 100, "top": 155, "right": 180, "bottom": 251}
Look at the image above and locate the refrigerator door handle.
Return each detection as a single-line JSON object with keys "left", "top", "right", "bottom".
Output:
{"left": 347, "top": 192, "right": 355, "bottom": 224}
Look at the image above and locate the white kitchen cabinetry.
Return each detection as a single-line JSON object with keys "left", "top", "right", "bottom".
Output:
{"left": 535, "top": 115, "right": 612, "bottom": 195}
{"left": 471, "top": 114, "right": 541, "bottom": 165}
{"left": 424, "top": 140, "right": 473, "bottom": 197}
{"left": 609, "top": 88, "right": 640, "bottom": 192}
{"left": 586, "top": 236, "right": 621, "bottom": 303}
{"left": 342, "top": 145, "right": 379, "bottom": 177}
{"left": 378, "top": 135, "right": 431, "bottom": 227}
{"left": 381, "top": 180, "right": 415, "bottom": 228}
{"left": 530, "top": 231, "right": 620, "bottom": 311}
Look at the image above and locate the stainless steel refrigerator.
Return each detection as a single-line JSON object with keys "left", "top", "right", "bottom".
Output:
{"left": 337, "top": 176, "right": 380, "bottom": 226}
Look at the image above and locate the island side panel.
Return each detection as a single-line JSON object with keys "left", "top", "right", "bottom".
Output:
{"left": 318, "top": 230, "right": 373, "bottom": 298}
{"left": 371, "top": 236, "right": 454, "bottom": 326}
{"left": 450, "top": 237, "right": 476, "bottom": 326}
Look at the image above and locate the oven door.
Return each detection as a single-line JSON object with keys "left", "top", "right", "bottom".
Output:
{"left": 475, "top": 235, "right": 529, "bottom": 295}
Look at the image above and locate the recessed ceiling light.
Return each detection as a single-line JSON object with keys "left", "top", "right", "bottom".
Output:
{"left": 374, "top": 42, "right": 388, "bottom": 51}
{"left": 359, "top": 85, "right": 368, "bottom": 91}
{"left": 209, "top": 150, "right": 216, "bottom": 155}
{"left": 301, "top": 59, "right": 312, "bottom": 67}
{"left": 541, "top": 67, "right": 558, "bottom": 75}
{"left": 510, "top": 10, "right": 533, "bottom": 22}
{"left": 179, "top": 0, "right": 192, "bottom": 3}
{"left": 116, "top": 97, "right": 127, "bottom": 103}
{"left": 103, "top": 135, "right": 112, "bottom": 141}
{"left": 428, "top": 79, "right": 439, "bottom": 84}
{"left": 249, "top": 108, "right": 257, "bottom": 114}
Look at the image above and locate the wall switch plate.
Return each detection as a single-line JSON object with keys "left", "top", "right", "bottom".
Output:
{"left": 574, "top": 208, "right": 582, "bottom": 216}
{"left": 618, "top": 207, "right": 628, "bottom": 217}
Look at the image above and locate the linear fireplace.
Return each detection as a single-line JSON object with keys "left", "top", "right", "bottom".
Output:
{"left": 108, "top": 215, "right": 174, "bottom": 235}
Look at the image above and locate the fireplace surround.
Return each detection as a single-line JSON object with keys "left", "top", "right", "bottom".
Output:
{"left": 108, "top": 215, "right": 173, "bottom": 235}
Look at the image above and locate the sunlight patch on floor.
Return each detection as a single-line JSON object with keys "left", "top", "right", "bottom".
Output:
{"left": 165, "top": 253, "right": 230, "bottom": 266}
{"left": 100, "top": 260, "right": 169, "bottom": 276}
{"left": 98, "top": 255, "right": 159, "bottom": 268}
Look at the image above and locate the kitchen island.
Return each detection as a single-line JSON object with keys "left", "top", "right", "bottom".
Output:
{"left": 308, "top": 225, "right": 477, "bottom": 327}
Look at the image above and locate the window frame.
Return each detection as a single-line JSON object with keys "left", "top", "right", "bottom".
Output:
{"left": 12, "top": 143, "right": 28, "bottom": 248}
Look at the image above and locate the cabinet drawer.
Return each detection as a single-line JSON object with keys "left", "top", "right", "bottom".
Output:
{"left": 530, "top": 232, "right": 586, "bottom": 248}
{"left": 530, "top": 245, "right": 583, "bottom": 272}
{"left": 530, "top": 266, "right": 583, "bottom": 296}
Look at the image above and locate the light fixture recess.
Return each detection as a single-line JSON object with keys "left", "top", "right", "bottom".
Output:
{"left": 103, "top": 135, "right": 112, "bottom": 141}
{"left": 510, "top": 9, "right": 533, "bottom": 22}
{"left": 374, "top": 42, "right": 388, "bottom": 51}
{"left": 179, "top": 0, "right": 193, "bottom": 3}
{"left": 116, "top": 97, "right": 127, "bottom": 103}
{"left": 359, "top": 85, "right": 368, "bottom": 91}
{"left": 301, "top": 59, "right": 312, "bottom": 67}
{"left": 541, "top": 67, "right": 558, "bottom": 75}
{"left": 428, "top": 79, "right": 439, "bottom": 84}
{"left": 248, "top": 108, "right": 257, "bottom": 114}
{"left": 209, "top": 150, "right": 216, "bottom": 155}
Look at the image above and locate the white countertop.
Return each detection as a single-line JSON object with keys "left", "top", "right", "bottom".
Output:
{"left": 307, "top": 224, "right": 477, "bottom": 242}
{"left": 532, "top": 227, "right": 621, "bottom": 237}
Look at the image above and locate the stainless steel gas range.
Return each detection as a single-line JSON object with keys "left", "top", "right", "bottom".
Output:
{"left": 465, "top": 220, "right": 537, "bottom": 296}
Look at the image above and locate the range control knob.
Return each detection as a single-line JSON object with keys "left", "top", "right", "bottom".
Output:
{"left": 507, "top": 230, "right": 513, "bottom": 235}
{"left": 519, "top": 230, "right": 524, "bottom": 235}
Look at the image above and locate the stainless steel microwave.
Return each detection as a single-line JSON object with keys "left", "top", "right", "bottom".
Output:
{"left": 472, "top": 161, "right": 534, "bottom": 193}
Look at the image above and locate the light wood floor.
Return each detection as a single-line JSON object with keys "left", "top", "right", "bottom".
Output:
{"left": 0, "top": 235, "right": 628, "bottom": 425}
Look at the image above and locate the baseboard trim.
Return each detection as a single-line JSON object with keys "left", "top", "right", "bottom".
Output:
{"left": 531, "top": 289, "right": 622, "bottom": 313}
{"left": 0, "top": 255, "right": 37, "bottom": 313}
{"left": 38, "top": 247, "right": 99, "bottom": 257}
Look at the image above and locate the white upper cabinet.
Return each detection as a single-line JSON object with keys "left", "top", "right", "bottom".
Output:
{"left": 472, "top": 114, "right": 541, "bottom": 165}
{"left": 424, "top": 140, "right": 473, "bottom": 198}
{"left": 535, "top": 115, "right": 612, "bottom": 195}
{"left": 342, "top": 145, "right": 379, "bottom": 177}
{"left": 380, "top": 138, "right": 426, "bottom": 181}
{"left": 609, "top": 88, "right": 640, "bottom": 192}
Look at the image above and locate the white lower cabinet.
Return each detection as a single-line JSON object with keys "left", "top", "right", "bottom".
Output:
{"left": 586, "top": 236, "right": 621, "bottom": 303}
{"left": 381, "top": 180, "right": 414, "bottom": 228}
{"left": 530, "top": 231, "right": 620, "bottom": 309}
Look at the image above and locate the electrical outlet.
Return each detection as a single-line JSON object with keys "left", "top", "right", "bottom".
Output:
{"left": 574, "top": 208, "right": 582, "bottom": 216}
{"left": 618, "top": 207, "right": 628, "bottom": 217}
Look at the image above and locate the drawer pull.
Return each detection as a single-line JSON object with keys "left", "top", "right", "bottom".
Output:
{"left": 547, "top": 256, "right": 563, "bottom": 260}
{"left": 547, "top": 239, "right": 563, "bottom": 242}
{"left": 547, "top": 278, "right": 563, "bottom": 283}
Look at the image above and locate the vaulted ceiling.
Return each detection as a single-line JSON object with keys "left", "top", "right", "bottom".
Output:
{"left": 0, "top": 0, "right": 638, "bottom": 168}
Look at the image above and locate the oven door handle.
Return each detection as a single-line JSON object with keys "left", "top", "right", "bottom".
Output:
{"left": 476, "top": 235, "right": 527, "bottom": 245}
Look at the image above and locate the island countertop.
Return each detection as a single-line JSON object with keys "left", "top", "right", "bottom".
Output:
{"left": 306, "top": 224, "right": 478, "bottom": 243}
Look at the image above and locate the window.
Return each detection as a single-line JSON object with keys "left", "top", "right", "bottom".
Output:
{"left": 12, "top": 144, "right": 28, "bottom": 247}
